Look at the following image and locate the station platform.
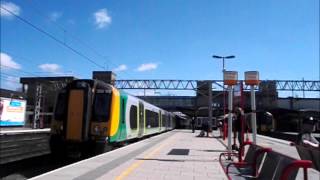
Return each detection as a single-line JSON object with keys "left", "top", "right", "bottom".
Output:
{"left": 30, "top": 130, "right": 320, "bottom": 180}
{"left": 0, "top": 128, "right": 50, "bottom": 135}
{"left": 0, "top": 128, "right": 50, "bottom": 164}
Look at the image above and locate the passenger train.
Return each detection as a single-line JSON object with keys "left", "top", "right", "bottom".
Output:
{"left": 50, "top": 79, "right": 175, "bottom": 156}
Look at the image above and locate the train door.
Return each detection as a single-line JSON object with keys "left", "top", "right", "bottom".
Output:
{"left": 138, "top": 102, "right": 144, "bottom": 137}
{"left": 66, "top": 86, "right": 91, "bottom": 142}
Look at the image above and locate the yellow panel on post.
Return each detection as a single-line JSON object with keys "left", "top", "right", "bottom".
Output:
{"left": 245, "top": 71, "right": 260, "bottom": 85}
{"left": 66, "top": 90, "right": 84, "bottom": 141}
{"left": 224, "top": 71, "right": 238, "bottom": 85}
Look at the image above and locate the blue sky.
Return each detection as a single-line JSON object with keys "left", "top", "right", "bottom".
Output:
{"left": 0, "top": 0, "right": 319, "bottom": 97}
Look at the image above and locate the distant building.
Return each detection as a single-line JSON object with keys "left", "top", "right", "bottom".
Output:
{"left": 20, "top": 76, "right": 75, "bottom": 110}
{"left": 20, "top": 76, "right": 76, "bottom": 127}
{"left": 278, "top": 97, "right": 320, "bottom": 110}
{"left": 19, "top": 73, "right": 116, "bottom": 127}
{"left": 196, "top": 81, "right": 278, "bottom": 113}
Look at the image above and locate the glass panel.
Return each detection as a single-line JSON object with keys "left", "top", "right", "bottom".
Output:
{"left": 130, "top": 105, "right": 137, "bottom": 129}
{"left": 93, "top": 92, "right": 112, "bottom": 122}
{"left": 54, "top": 91, "right": 67, "bottom": 121}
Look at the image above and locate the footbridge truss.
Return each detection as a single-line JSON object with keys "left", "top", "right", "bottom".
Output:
{"left": 114, "top": 80, "right": 320, "bottom": 92}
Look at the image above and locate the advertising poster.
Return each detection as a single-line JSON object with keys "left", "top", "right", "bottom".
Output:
{"left": 0, "top": 97, "right": 27, "bottom": 126}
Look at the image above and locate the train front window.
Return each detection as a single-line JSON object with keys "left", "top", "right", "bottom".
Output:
{"left": 54, "top": 91, "right": 67, "bottom": 121}
{"left": 93, "top": 91, "right": 112, "bottom": 122}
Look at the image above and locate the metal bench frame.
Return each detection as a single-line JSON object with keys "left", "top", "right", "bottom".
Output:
{"left": 220, "top": 145, "right": 313, "bottom": 180}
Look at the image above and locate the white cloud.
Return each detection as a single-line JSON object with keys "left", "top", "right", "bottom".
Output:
{"left": 49, "top": 12, "right": 62, "bottom": 22}
{"left": 93, "top": 8, "right": 111, "bottom": 29}
{"left": 38, "top": 63, "right": 61, "bottom": 73}
{"left": 136, "top": 63, "right": 158, "bottom": 72}
{"left": 0, "top": 52, "right": 21, "bottom": 69}
{"left": 0, "top": 1, "right": 21, "bottom": 18}
{"left": 113, "top": 64, "right": 128, "bottom": 72}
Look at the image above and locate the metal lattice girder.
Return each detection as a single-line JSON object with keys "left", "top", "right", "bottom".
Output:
{"left": 274, "top": 80, "right": 320, "bottom": 91}
{"left": 115, "top": 80, "right": 200, "bottom": 90}
{"left": 115, "top": 80, "right": 320, "bottom": 92}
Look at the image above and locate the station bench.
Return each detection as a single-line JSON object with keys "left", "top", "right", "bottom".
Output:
{"left": 290, "top": 142, "right": 320, "bottom": 171}
{"left": 219, "top": 142, "right": 313, "bottom": 180}
{"left": 219, "top": 142, "right": 271, "bottom": 177}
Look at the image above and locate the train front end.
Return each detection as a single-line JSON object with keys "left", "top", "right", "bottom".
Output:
{"left": 50, "top": 80, "right": 114, "bottom": 156}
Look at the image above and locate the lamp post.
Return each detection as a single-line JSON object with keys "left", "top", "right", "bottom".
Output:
{"left": 212, "top": 55, "right": 235, "bottom": 72}
{"left": 212, "top": 55, "right": 235, "bottom": 139}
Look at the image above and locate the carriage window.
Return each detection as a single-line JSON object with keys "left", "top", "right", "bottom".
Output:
{"left": 93, "top": 92, "right": 112, "bottom": 122}
{"left": 54, "top": 91, "right": 67, "bottom": 121}
{"left": 130, "top": 105, "right": 137, "bottom": 129}
{"left": 146, "top": 110, "right": 152, "bottom": 128}
{"left": 146, "top": 110, "right": 159, "bottom": 128}
{"left": 154, "top": 112, "right": 159, "bottom": 127}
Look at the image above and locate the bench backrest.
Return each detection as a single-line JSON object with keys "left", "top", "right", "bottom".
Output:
{"left": 243, "top": 144, "right": 259, "bottom": 163}
{"left": 257, "top": 151, "right": 282, "bottom": 180}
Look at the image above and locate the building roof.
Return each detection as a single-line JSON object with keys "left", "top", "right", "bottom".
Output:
{"left": 20, "top": 76, "right": 76, "bottom": 84}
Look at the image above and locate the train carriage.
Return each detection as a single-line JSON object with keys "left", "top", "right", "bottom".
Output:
{"left": 50, "top": 79, "right": 175, "bottom": 156}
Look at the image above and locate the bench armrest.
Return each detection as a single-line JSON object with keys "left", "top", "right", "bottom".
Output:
{"left": 226, "top": 162, "right": 253, "bottom": 174}
{"left": 280, "top": 160, "right": 312, "bottom": 180}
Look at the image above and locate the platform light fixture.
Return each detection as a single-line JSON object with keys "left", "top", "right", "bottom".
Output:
{"left": 212, "top": 55, "right": 236, "bottom": 72}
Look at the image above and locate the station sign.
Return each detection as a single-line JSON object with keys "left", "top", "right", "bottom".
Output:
{"left": 0, "top": 97, "right": 26, "bottom": 126}
{"left": 223, "top": 71, "right": 238, "bottom": 85}
{"left": 245, "top": 71, "right": 260, "bottom": 85}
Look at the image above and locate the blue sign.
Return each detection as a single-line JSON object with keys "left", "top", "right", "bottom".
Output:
{"left": 10, "top": 101, "right": 22, "bottom": 107}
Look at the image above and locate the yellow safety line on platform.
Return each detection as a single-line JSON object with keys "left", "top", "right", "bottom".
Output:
{"left": 115, "top": 135, "right": 177, "bottom": 180}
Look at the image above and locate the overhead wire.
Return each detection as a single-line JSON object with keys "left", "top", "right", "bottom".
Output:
{"left": 2, "top": 2, "right": 138, "bottom": 85}
{"left": 0, "top": 76, "right": 20, "bottom": 84}
{"left": 1, "top": 65, "right": 40, "bottom": 77}
{"left": 0, "top": 68, "right": 74, "bottom": 97}
{"left": 25, "top": 1, "right": 134, "bottom": 79}
{"left": 0, "top": 6, "right": 105, "bottom": 70}
{"left": 1, "top": 72, "right": 21, "bottom": 78}
{"left": 2, "top": 53, "right": 81, "bottom": 77}
{"left": 27, "top": 0, "right": 112, "bottom": 63}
